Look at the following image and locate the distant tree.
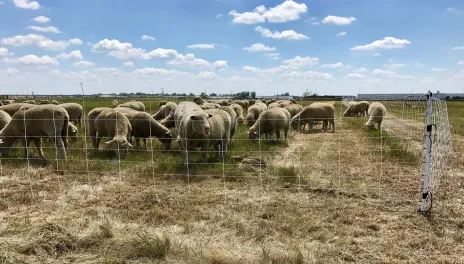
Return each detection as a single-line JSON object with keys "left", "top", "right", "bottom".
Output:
{"left": 210, "top": 93, "right": 217, "bottom": 96}
{"left": 189, "top": 93, "right": 194, "bottom": 97}
{"left": 281, "top": 92, "right": 290, "bottom": 96}
{"left": 251, "top": 91, "right": 256, "bottom": 99}
{"left": 200, "top": 92, "right": 208, "bottom": 99}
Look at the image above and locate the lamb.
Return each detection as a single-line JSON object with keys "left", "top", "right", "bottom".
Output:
{"left": 218, "top": 106, "right": 237, "bottom": 139}
{"left": 343, "top": 101, "right": 369, "bottom": 117}
{"left": 246, "top": 100, "right": 267, "bottom": 125}
{"left": 93, "top": 109, "right": 133, "bottom": 156}
{"left": 200, "top": 103, "right": 220, "bottom": 110}
{"left": 0, "top": 105, "right": 69, "bottom": 160}
{"left": 203, "top": 109, "right": 232, "bottom": 160}
{"left": 284, "top": 104, "right": 304, "bottom": 118}
{"left": 153, "top": 102, "right": 177, "bottom": 120}
{"left": 365, "top": 102, "right": 387, "bottom": 130}
{"left": 60, "top": 103, "right": 84, "bottom": 127}
{"left": 0, "top": 103, "right": 27, "bottom": 116}
{"left": 115, "top": 107, "right": 172, "bottom": 150}
{"left": 175, "top": 102, "right": 212, "bottom": 164}
{"left": 230, "top": 103, "right": 245, "bottom": 125}
{"left": 87, "top": 107, "right": 113, "bottom": 150}
{"left": 0, "top": 110, "right": 11, "bottom": 130}
{"left": 248, "top": 107, "right": 291, "bottom": 142}
{"left": 118, "top": 100, "right": 146, "bottom": 112}
{"left": 291, "top": 102, "right": 335, "bottom": 132}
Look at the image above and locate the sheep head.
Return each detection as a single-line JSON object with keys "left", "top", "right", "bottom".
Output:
{"left": 158, "top": 131, "right": 173, "bottom": 150}
{"left": 103, "top": 139, "right": 133, "bottom": 156}
{"left": 190, "top": 112, "right": 211, "bottom": 136}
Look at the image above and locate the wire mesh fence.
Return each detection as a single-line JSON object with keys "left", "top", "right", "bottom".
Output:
{"left": 0, "top": 95, "right": 453, "bottom": 214}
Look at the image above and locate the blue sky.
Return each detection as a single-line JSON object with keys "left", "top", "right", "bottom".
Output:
{"left": 0, "top": 0, "right": 463, "bottom": 96}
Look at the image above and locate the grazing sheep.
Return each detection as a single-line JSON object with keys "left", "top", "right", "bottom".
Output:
{"left": 0, "top": 103, "right": 27, "bottom": 116}
{"left": 60, "top": 103, "right": 84, "bottom": 127}
{"left": 112, "top": 100, "right": 119, "bottom": 108}
{"left": 193, "top": 96, "right": 206, "bottom": 105}
{"left": 284, "top": 104, "right": 304, "bottom": 118}
{"left": 0, "top": 102, "right": 3, "bottom": 106}
{"left": 160, "top": 111, "right": 175, "bottom": 129}
{"left": 0, "top": 105, "right": 69, "bottom": 160}
{"left": 230, "top": 103, "right": 245, "bottom": 125}
{"left": 365, "top": 102, "right": 387, "bottom": 130}
{"left": 218, "top": 106, "right": 237, "bottom": 139}
{"left": 23, "top": 100, "right": 36, "bottom": 104}
{"left": 248, "top": 107, "right": 291, "bottom": 142}
{"left": 94, "top": 109, "right": 133, "bottom": 156}
{"left": 265, "top": 99, "right": 277, "bottom": 105}
{"left": 175, "top": 102, "right": 212, "bottom": 164}
{"left": 68, "top": 122, "right": 79, "bottom": 141}
{"left": 115, "top": 107, "right": 172, "bottom": 150}
{"left": 246, "top": 100, "right": 267, "bottom": 126}
{"left": 209, "top": 99, "right": 230, "bottom": 106}
{"left": 343, "top": 101, "right": 370, "bottom": 117}
{"left": 87, "top": 107, "right": 113, "bottom": 150}
{"left": 200, "top": 103, "right": 220, "bottom": 110}
{"left": 291, "top": 103, "right": 335, "bottom": 132}
{"left": 290, "top": 99, "right": 297, "bottom": 104}
{"left": 204, "top": 109, "right": 232, "bottom": 161}
{"left": 234, "top": 100, "right": 250, "bottom": 110}
{"left": 117, "top": 100, "right": 145, "bottom": 112}
{"left": 0, "top": 110, "right": 11, "bottom": 131}
{"left": 39, "top": 100, "right": 50, "bottom": 105}
{"left": 2, "top": 100, "right": 14, "bottom": 105}
{"left": 51, "top": 100, "right": 59, "bottom": 105}
{"left": 248, "top": 99, "right": 255, "bottom": 106}
{"left": 268, "top": 100, "right": 294, "bottom": 109}
{"left": 158, "top": 100, "right": 167, "bottom": 106}
{"left": 153, "top": 102, "right": 177, "bottom": 120}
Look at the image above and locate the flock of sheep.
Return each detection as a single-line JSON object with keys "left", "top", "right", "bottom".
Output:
{"left": 0, "top": 97, "right": 387, "bottom": 164}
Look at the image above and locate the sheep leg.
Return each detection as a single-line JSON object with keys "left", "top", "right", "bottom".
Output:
{"left": 33, "top": 138, "right": 45, "bottom": 159}
{"left": 135, "top": 138, "right": 141, "bottom": 150}
{"left": 284, "top": 127, "right": 289, "bottom": 143}
{"left": 275, "top": 130, "right": 281, "bottom": 140}
{"left": 143, "top": 138, "right": 147, "bottom": 149}
{"left": 330, "top": 119, "right": 336, "bottom": 132}
{"left": 53, "top": 135, "right": 66, "bottom": 160}
{"left": 95, "top": 133, "right": 102, "bottom": 151}
{"left": 323, "top": 120, "right": 328, "bottom": 132}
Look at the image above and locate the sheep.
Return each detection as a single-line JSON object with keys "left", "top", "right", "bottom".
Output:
{"left": 0, "top": 110, "right": 11, "bottom": 131}
{"left": 115, "top": 107, "right": 172, "bottom": 150}
{"left": 118, "top": 100, "right": 145, "bottom": 112}
{"left": 112, "top": 100, "right": 119, "bottom": 108}
{"left": 87, "top": 107, "right": 113, "bottom": 150}
{"left": 209, "top": 99, "right": 230, "bottom": 106}
{"left": 51, "top": 100, "right": 59, "bottom": 105}
{"left": 153, "top": 102, "right": 177, "bottom": 120}
{"left": 218, "top": 106, "right": 237, "bottom": 139}
{"left": 248, "top": 107, "right": 291, "bottom": 142}
{"left": 0, "top": 105, "right": 69, "bottom": 160}
{"left": 248, "top": 99, "right": 255, "bottom": 106}
{"left": 284, "top": 104, "right": 304, "bottom": 118}
{"left": 269, "top": 100, "right": 294, "bottom": 109}
{"left": 291, "top": 102, "right": 335, "bottom": 132}
{"left": 230, "top": 103, "right": 245, "bottom": 125}
{"left": 343, "top": 101, "right": 369, "bottom": 117}
{"left": 290, "top": 99, "right": 297, "bottom": 104}
{"left": 0, "top": 102, "right": 3, "bottom": 106}
{"left": 160, "top": 111, "right": 175, "bottom": 129}
{"left": 158, "top": 101, "right": 167, "bottom": 106}
{"left": 175, "top": 102, "right": 212, "bottom": 164}
{"left": 365, "top": 102, "right": 386, "bottom": 130}
{"left": 23, "top": 100, "right": 36, "bottom": 104}
{"left": 192, "top": 96, "right": 205, "bottom": 105}
{"left": 200, "top": 103, "right": 220, "bottom": 110}
{"left": 246, "top": 100, "right": 267, "bottom": 126}
{"left": 68, "top": 122, "right": 79, "bottom": 141}
{"left": 39, "top": 100, "right": 50, "bottom": 105}
{"left": 204, "top": 109, "right": 232, "bottom": 161}
{"left": 93, "top": 109, "right": 133, "bottom": 156}
{"left": 60, "top": 103, "right": 84, "bottom": 127}
{"left": 265, "top": 99, "right": 277, "bottom": 105}
{"left": 0, "top": 103, "right": 27, "bottom": 116}
{"left": 2, "top": 100, "right": 14, "bottom": 105}
{"left": 234, "top": 100, "right": 249, "bottom": 110}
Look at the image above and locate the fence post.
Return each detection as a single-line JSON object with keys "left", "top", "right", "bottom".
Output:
{"left": 421, "top": 90, "right": 433, "bottom": 212}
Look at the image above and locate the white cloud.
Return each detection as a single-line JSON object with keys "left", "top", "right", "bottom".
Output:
{"left": 344, "top": 73, "right": 366, "bottom": 79}
{"left": 322, "top": 15, "right": 356, "bottom": 25}
{"left": 133, "top": 67, "right": 190, "bottom": 76}
{"left": 282, "top": 71, "right": 334, "bottom": 80}
{"left": 56, "top": 50, "right": 83, "bottom": 60}
{"left": 350, "top": 37, "right": 411, "bottom": 51}
{"left": 141, "top": 35, "right": 156, "bottom": 41}
{"left": 229, "top": 75, "right": 255, "bottom": 82}
{"left": 13, "top": 0, "right": 39, "bottom": 9}
{"left": 255, "top": 26, "right": 309, "bottom": 40}
{"left": 384, "top": 63, "right": 406, "bottom": 70}
{"left": 336, "top": 31, "right": 347, "bottom": 37}
{"left": 124, "top": 61, "right": 134, "bottom": 67}
{"left": 0, "top": 47, "right": 13, "bottom": 57}
{"left": 8, "top": 55, "right": 59, "bottom": 65}
{"left": 420, "top": 77, "right": 436, "bottom": 83}
{"left": 321, "top": 62, "right": 344, "bottom": 69}
{"left": 353, "top": 67, "right": 367, "bottom": 72}
{"left": 92, "top": 68, "right": 120, "bottom": 73}
{"left": 453, "top": 46, "right": 464, "bottom": 50}
{"left": 459, "top": 61, "right": 464, "bottom": 65}
{"left": 216, "top": 14, "right": 222, "bottom": 18}
{"left": 283, "top": 56, "right": 319, "bottom": 67}
{"left": 198, "top": 71, "right": 216, "bottom": 78}
{"left": 92, "top": 39, "right": 150, "bottom": 60}
{"left": 27, "top": 26, "right": 61, "bottom": 33}
{"left": 213, "top": 60, "right": 228, "bottom": 70}
{"left": 229, "top": 0, "right": 307, "bottom": 24}
{"left": 243, "top": 43, "right": 276, "bottom": 52}
{"left": 5, "top": 68, "right": 19, "bottom": 75}
{"left": 431, "top": 68, "right": 447, "bottom": 72}
{"left": 1, "top": 34, "right": 81, "bottom": 51}
{"left": 72, "top": 61, "right": 95, "bottom": 68}
{"left": 167, "top": 53, "right": 210, "bottom": 67}
{"left": 373, "top": 53, "right": 381, "bottom": 56}
{"left": 372, "top": 69, "right": 396, "bottom": 75}
{"left": 312, "top": 22, "right": 320, "bottom": 25}
{"left": 33, "top": 16, "right": 50, "bottom": 23}
{"left": 446, "top": 8, "right": 462, "bottom": 14}
{"left": 264, "top": 53, "right": 280, "bottom": 60}
{"left": 147, "top": 48, "right": 178, "bottom": 59}
{"left": 187, "top": 44, "right": 215, "bottom": 49}
{"left": 414, "top": 63, "right": 425, "bottom": 68}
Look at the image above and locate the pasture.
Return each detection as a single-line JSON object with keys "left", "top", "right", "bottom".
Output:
{"left": 0, "top": 98, "right": 462, "bottom": 263}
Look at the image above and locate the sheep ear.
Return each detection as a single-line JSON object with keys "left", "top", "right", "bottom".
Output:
{"left": 208, "top": 114, "right": 213, "bottom": 118}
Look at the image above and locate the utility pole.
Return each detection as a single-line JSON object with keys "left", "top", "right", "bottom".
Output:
{"left": 79, "top": 82, "right": 84, "bottom": 96}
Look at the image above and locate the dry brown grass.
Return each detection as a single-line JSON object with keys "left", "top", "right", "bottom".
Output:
{"left": 0, "top": 99, "right": 462, "bottom": 263}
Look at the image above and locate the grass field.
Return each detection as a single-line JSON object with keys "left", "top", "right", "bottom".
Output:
{"left": 0, "top": 98, "right": 462, "bottom": 263}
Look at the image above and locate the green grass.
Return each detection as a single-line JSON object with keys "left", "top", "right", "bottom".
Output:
{"left": 446, "top": 101, "right": 464, "bottom": 136}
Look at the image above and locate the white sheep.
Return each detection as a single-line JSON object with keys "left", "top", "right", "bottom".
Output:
{"left": 153, "top": 102, "right": 177, "bottom": 120}
{"left": 284, "top": 104, "right": 303, "bottom": 118}
{"left": 0, "top": 103, "right": 27, "bottom": 116}
{"left": 204, "top": 108, "right": 232, "bottom": 161}
{"left": 87, "top": 107, "right": 113, "bottom": 150}
{"left": 343, "top": 101, "right": 369, "bottom": 117}
{"left": 291, "top": 102, "right": 335, "bottom": 132}
{"left": 365, "top": 102, "right": 387, "bottom": 130}
{"left": 93, "top": 109, "right": 133, "bottom": 156}
{"left": 118, "top": 100, "right": 145, "bottom": 112}
{"left": 248, "top": 107, "right": 291, "bottom": 142}
{"left": 60, "top": 103, "right": 84, "bottom": 127}
{"left": 246, "top": 100, "right": 267, "bottom": 126}
{"left": 0, "top": 110, "right": 11, "bottom": 131}
{"left": 230, "top": 103, "right": 245, "bottom": 125}
{"left": 218, "top": 106, "right": 237, "bottom": 140}
{"left": 0, "top": 105, "right": 69, "bottom": 160}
